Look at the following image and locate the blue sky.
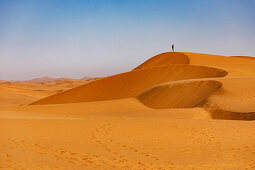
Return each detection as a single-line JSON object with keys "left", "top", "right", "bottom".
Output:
{"left": 0, "top": 0, "right": 255, "bottom": 80}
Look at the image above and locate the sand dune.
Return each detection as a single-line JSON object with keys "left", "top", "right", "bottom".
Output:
{"left": 231, "top": 55, "right": 255, "bottom": 60}
{"left": 27, "top": 76, "right": 69, "bottom": 83}
{"left": 208, "top": 78, "right": 255, "bottom": 112}
{"left": 182, "top": 52, "right": 253, "bottom": 65}
{"left": 206, "top": 106, "right": 255, "bottom": 120}
{"left": 32, "top": 65, "right": 227, "bottom": 105}
{"left": 137, "top": 80, "right": 222, "bottom": 109}
{"left": 203, "top": 77, "right": 255, "bottom": 120}
{"left": 136, "top": 76, "right": 255, "bottom": 120}
{"left": 25, "top": 76, "right": 96, "bottom": 83}
{"left": 0, "top": 98, "right": 209, "bottom": 120}
{"left": 0, "top": 78, "right": 91, "bottom": 105}
{"left": 0, "top": 80, "right": 6, "bottom": 84}
{"left": 1, "top": 51, "right": 255, "bottom": 169}
{"left": 135, "top": 52, "right": 255, "bottom": 76}
{"left": 0, "top": 85, "right": 41, "bottom": 106}
{"left": 183, "top": 52, "right": 255, "bottom": 77}
{"left": 134, "top": 52, "right": 190, "bottom": 70}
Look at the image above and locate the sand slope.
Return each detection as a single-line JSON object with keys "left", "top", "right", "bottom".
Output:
{"left": 136, "top": 52, "right": 255, "bottom": 76}
{"left": 32, "top": 65, "right": 227, "bottom": 105}
{"left": 231, "top": 56, "right": 255, "bottom": 60}
{"left": 1, "top": 51, "right": 255, "bottom": 169}
{"left": 0, "top": 79, "right": 92, "bottom": 105}
{"left": 0, "top": 98, "right": 210, "bottom": 120}
{"left": 183, "top": 52, "right": 255, "bottom": 77}
{"left": 0, "top": 85, "right": 42, "bottom": 106}
{"left": 134, "top": 52, "right": 190, "bottom": 70}
{"left": 137, "top": 80, "right": 222, "bottom": 109}
{"left": 204, "top": 77, "right": 255, "bottom": 120}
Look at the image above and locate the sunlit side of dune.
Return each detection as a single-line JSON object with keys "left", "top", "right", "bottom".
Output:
{"left": 183, "top": 52, "right": 255, "bottom": 77}
{"left": 1, "top": 52, "right": 255, "bottom": 169}
{"left": 31, "top": 65, "right": 227, "bottom": 105}
{"left": 0, "top": 86, "right": 41, "bottom": 106}
{"left": 135, "top": 52, "right": 255, "bottom": 77}
{"left": 134, "top": 52, "right": 190, "bottom": 70}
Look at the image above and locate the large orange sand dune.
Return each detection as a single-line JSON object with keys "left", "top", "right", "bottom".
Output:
{"left": 31, "top": 65, "right": 227, "bottom": 104}
{"left": 1, "top": 52, "right": 255, "bottom": 169}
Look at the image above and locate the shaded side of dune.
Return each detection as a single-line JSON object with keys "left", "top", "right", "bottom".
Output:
{"left": 202, "top": 78, "right": 255, "bottom": 121}
{"left": 137, "top": 80, "right": 222, "bottom": 109}
{"left": 31, "top": 65, "right": 227, "bottom": 105}
{"left": 205, "top": 103, "right": 255, "bottom": 121}
{"left": 137, "top": 76, "right": 255, "bottom": 120}
{"left": 134, "top": 52, "right": 190, "bottom": 70}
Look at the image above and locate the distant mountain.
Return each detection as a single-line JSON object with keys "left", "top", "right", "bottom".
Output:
{"left": 28, "top": 76, "right": 57, "bottom": 83}
{"left": 0, "top": 80, "right": 6, "bottom": 84}
{"left": 27, "top": 76, "right": 75, "bottom": 83}
{"left": 0, "top": 76, "right": 96, "bottom": 84}
{"left": 27, "top": 76, "right": 98, "bottom": 83}
{"left": 80, "top": 76, "right": 93, "bottom": 81}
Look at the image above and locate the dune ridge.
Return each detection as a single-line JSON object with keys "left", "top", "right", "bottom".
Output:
{"left": 183, "top": 52, "right": 255, "bottom": 77}
{"left": 135, "top": 52, "right": 255, "bottom": 76}
{"left": 201, "top": 77, "right": 255, "bottom": 120}
{"left": 31, "top": 65, "right": 227, "bottom": 105}
{"left": 206, "top": 78, "right": 255, "bottom": 111}
{"left": 231, "top": 56, "right": 255, "bottom": 60}
{"left": 134, "top": 52, "right": 190, "bottom": 70}
{"left": 1, "top": 51, "right": 255, "bottom": 169}
{"left": 205, "top": 103, "right": 255, "bottom": 120}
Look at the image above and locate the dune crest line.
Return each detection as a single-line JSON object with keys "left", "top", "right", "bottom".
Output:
{"left": 134, "top": 52, "right": 190, "bottom": 70}
{"left": 31, "top": 65, "right": 227, "bottom": 105}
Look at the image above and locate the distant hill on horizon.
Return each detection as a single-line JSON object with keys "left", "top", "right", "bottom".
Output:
{"left": 0, "top": 76, "right": 96, "bottom": 83}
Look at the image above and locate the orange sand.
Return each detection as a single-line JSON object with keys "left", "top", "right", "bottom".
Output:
{"left": 1, "top": 52, "right": 255, "bottom": 169}
{"left": 32, "top": 65, "right": 227, "bottom": 104}
{"left": 137, "top": 80, "right": 222, "bottom": 109}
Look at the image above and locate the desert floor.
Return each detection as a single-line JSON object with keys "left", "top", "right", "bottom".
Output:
{"left": 1, "top": 52, "right": 255, "bottom": 169}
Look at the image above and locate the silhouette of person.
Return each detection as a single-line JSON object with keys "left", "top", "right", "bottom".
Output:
{"left": 172, "top": 44, "right": 174, "bottom": 52}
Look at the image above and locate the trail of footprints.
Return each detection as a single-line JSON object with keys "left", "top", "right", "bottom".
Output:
{"left": 1, "top": 136, "right": 110, "bottom": 169}
{"left": 1, "top": 124, "right": 255, "bottom": 169}
{"left": 1, "top": 128, "right": 174, "bottom": 169}
{"left": 89, "top": 123, "right": 175, "bottom": 169}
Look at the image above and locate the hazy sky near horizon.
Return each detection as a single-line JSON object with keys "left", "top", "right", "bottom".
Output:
{"left": 0, "top": 0, "right": 255, "bottom": 80}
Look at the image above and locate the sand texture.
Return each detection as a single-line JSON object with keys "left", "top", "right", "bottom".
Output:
{"left": 31, "top": 65, "right": 227, "bottom": 104}
{"left": 1, "top": 52, "right": 255, "bottom": 169}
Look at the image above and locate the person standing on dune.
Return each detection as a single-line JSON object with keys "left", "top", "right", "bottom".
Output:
{"left": 172, "top": 44, "right": 174, "bottom": 52}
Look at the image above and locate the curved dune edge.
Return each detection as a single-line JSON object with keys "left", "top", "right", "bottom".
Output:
{"left": 134, "top": 52, "right": 255, "bottom": 77}
{"left": 183, "top": 52, "right": 255, "bottom": 77}
{"left": 231, "top": 56, "right": 255, "bottom": 60}
{"left": 182, "top": 52, "right": 255, "bottom": 64}
{"left": 31, "top": 65, "right": 227, "bottom": 105}
{"left": 137, "top": 80, "right": 222, "bottom": 109}
{"left": 204, "top": 104, "right": 255, "bottom": 121}
{"left": 202, "top": 77, "right": 255, "bottom": 120}
{"left": 134, "top": 52, "right": 190, "bottom": 70}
